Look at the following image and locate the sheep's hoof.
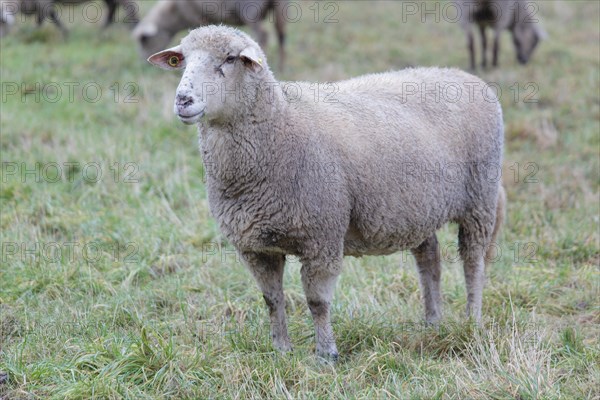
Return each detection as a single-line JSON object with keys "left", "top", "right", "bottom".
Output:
{"left": 274, "top": 341, "right": 293, "bottom": 353}
{"left": 425, "top": 314, "right": 442, "bottom": 326}
{"left": 316, "top": 350, "right": 339, "bottom": 363}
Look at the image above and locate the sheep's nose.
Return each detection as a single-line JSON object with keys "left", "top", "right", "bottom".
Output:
{"left": 176, "top": 94, "right": 194, "bottom": 108}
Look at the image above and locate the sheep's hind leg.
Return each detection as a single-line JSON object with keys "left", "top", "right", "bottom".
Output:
{"left": 411, "top": 234, "right": 442, "bottom": 325}
{"left": 492, "top": 29, "right": 501, "bottom": 67}
{"left": 485, "top": 186, "right": 506, "bottom": 267}
{"left": 274, "top": 7, "right": 286, "bottom": 72}
{"left": 467, "top": 29, "right": 476, "bottom": 70}
{"left": 459, "top": 221, "right": 491, "bottom": 323}
{"left": 479, "top": 25, "right": 488, "bottom": 68}
{"left": 301, "top": 255, "right": 342, "bottom": 361}
{"left": 241, "top": 252, "right": 292, "bottom": 352}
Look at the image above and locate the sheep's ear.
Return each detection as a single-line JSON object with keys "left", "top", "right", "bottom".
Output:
{"left": 239, "top": 46, "right": 264, "bottom": 73}
{"left": 147, "top": 45, "right": 186, "bottom": 71}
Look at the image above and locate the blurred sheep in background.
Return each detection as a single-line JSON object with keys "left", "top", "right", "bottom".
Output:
{"left": 19, "top": 0, "right": 138, "bottom": 36}
{"left": 456, "top": 0, "right": 546, "bottom": 69}
{"left": 133, "top": 0, "right": 287, "bottom": 71}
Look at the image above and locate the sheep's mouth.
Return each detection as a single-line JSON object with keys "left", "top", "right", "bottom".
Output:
{"left": 177, "top": 110, "right": 205, "bottom": 125}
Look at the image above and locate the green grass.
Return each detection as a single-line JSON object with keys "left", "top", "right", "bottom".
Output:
{"left": 1, "top": 0, "right": 599, "bottom": 398}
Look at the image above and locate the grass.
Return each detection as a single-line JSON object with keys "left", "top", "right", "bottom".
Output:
{"left": 1, "top": 0, "right": 599, "bottom": 398}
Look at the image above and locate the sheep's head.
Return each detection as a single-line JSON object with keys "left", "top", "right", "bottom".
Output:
{"left": 133, "top": 0, "right": 179, "bottom": 60}
{"left": 512, "top": 22, "right": 547, "bottom": 65}
{"left": 148, "top": 26, "right": 269, "bottom": 125}
{"left": 133, "top": 22, "right": 173, "bottom": 60}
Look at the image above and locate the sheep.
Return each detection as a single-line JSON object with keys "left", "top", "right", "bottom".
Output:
{"left": 148, "top": 25, "right": 506, "bottom": 360}
{"left": 19, "top": 0, "right": 138, "bottom": 36}
{"left": 456, "top": 0, "right": 547, "bottom": 69}
{"left": 133, "top": 0, "right": 286, "bottom": 70}
{"left": 0, "top": 0, "right": 16, "bottom": 37}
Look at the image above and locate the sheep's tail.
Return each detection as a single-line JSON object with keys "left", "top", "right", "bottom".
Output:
{"left": 485, "top": 185, "right": 506, "bottom": 266}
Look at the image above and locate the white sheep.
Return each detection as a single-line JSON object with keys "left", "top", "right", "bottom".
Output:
{"left": 457, "top": 0, "right": 547, "bottom": 69}
{"left": 149, "top": 25, "right": 506, "bottom": 360}
{"left": 133, "top": 0, "right": 286, "bottom": 70}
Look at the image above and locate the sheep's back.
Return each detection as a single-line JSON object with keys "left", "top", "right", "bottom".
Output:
{"left": 290, "top": 68, "right": 503, "bottom": 253}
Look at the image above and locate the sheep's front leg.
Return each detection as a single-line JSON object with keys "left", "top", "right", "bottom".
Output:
{"left": 411, "top": 234, "right": 442, "bottom": 324}
{"left": 103, "top": 0, "right": 117, "bottom": 28}
{"left": 241, "top": 252, "right": 292, "bottom": 352}
{"left": 301, "top": 256, "right": 342, "bottom": 361}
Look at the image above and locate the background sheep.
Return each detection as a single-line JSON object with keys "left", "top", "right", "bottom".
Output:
{"left": 19, "top": 0, "right": 138, "bottom": 36}
{"left": 133, "top": 0, "right": 287, "bottom": 70}
{"left": 0, "top": 0, "right": 16, "bottom": 36}
{"left": 457, "top": 0, "right": 547, "bottom": 69}
{"left": 148, "top": 25, "right": 506, "bottom": 360}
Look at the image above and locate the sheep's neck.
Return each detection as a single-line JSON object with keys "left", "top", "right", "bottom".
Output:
{"left": 201, "top": 87, "right": 288, "bottom": 197}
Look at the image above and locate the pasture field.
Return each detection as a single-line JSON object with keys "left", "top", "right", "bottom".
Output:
{"left": 1, "top": 0, "right": 599, "bottom": 398}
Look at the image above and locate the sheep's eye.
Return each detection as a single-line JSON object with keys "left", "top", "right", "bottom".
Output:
{"left": 225, "top": 55, "right": 236, "bottom": 64}
{"left": 168, "top": 56, "right": 180, "bottom": 67}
